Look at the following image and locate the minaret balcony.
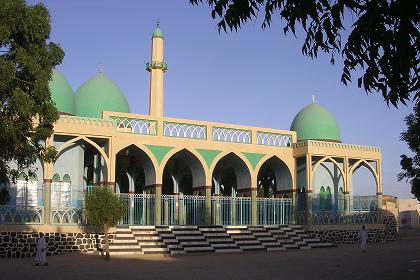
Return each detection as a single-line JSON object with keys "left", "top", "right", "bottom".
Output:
{"left": 146, "top": 61, "right": 168, "bottom": 71}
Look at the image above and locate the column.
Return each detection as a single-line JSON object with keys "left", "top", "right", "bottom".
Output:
{"left": 305, "top": 154, "right": 312, "bottom": 225}
{"left": 43, "top": 179, "right": 52, "bottom": 224}
{"left": 251, "top": 189, "right": 258, "bottom": 226}
{"left": 205, "top": 186, "right": 212, "bottom": 225}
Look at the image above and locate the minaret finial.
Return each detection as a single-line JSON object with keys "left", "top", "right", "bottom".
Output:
{"left": 98, "top": 63, "right": 103, "bottom": 75}
{"left": 157, "top": 18, "right": 160, "bottom": 28}
{"left": 312, "top": 95, "right": 316, "bottom": 103}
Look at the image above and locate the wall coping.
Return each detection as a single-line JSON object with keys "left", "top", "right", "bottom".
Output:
{"left": 0, "top": 225, "right": 115, "bottom": 234}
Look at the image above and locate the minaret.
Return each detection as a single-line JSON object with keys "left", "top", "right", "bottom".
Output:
{"left": 147, "top": 21, "right": 167, "bottom": 117}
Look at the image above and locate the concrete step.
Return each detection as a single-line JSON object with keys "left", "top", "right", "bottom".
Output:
{"left": 203, "top": 233, "right": 230, "bottom": 238}
{"left": 231, "top": 235, "right": 256, "bottom": 240}
{"left": 215, "top": 248, "right": 242, "bottom": 253}
{"left": 162, "top": 239, "right": 179, "bottom": 245}
{"left": 257, "top": 237, "right": 277, "bottom": 242}
{"left": 184, "top": 247, "right": 215, "bottom": 253}
{"left": 239, "top": 245, "right": 266, "bottom": 251}
{"left": 207, "top": 238, "right": 235, "bottom": 244}
{"left": 252, "top": 232, "right": 272, "bottom": 237}
{"left": 266, "top": 247, "right": 286, "bottom": 252}
{"left": 173, "top": 231, "right": 202, "bottom": 236}
{"left": 111, "top": 240, "right": 138, "bottom": 244}
{"left": 138, "top": 241, "right": 166, "bottom": 246}
{"left": 176, "top": 236, "right": 206, "bottom": 241}
{"left": 135, "top": 236, "right": 161, "bottom": 241}
{"left": 235, "top": 240, "right": 261, "bottom": 245}
{"left": 308, "top": 243, "right": 336, "bottom": 248}
{"left": 212, "top": 243, "right": 239, "bottom": 249}
{"left": 180, "top": 241, "right": 210, "bottom": 247}
{"left": 141, "top": 247, "right": 170, "bottom": 253}
{"left": 108, "top": 245, "right": 140, "bottom": 250}
{"left": 130, "top": 226, "right": 156, "bottom": 230}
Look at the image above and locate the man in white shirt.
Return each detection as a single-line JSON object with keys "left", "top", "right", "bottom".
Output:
{"left": 360, "top": 225, "right": 368, "bottom": 253}
{"left": 35, "top": 233, "right": 48, "bottom": 266}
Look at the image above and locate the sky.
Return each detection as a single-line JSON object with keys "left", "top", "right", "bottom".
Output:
{"left": 30, "top": 0, "right": 415, "bottom": 198}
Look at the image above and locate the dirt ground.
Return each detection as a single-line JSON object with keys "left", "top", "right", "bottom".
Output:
{"left": 1, "top": 228, "right": 419, "bottom": 280}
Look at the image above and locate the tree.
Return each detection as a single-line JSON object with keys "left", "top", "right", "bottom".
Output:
{"left": 0, "top": 1, "right": 64, "bottom": 188}
{"left": 84, "top": 186, "right": 126, "bottom": 261}
{"left": 190, "top": 0, "right": 419, "bottom": 107}
{"left": 398, "top": 102, "right": 420, "bottom": 200}
{"left": 0, "top": 185, "right": 10, "bottom": 205}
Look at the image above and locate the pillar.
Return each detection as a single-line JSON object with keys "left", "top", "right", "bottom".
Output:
{"left": 205, "top": 187, "right": 212, "bottom": 225}
{"left": 306, "top": 190, "right": 313, "bottom": 225}
{"left": 43, "top": 179, "right": 52, "bottom": 224}
{"left": 251, "top": 189, "right": 257, "bottom": 226}
{"left": 145, "top": 184, "right": 162, "bottom": 225}
{"left": 305, "top": 154, "right": 312, "bottom": 225}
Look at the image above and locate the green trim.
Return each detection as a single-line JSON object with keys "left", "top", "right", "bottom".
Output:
{"left": 145, "top": 145, "right": 174, "bottom": 165}
{"left": 152, "top": 27, "right": 163, "bottom": 38}
{"left": 196, "top": 149, "right": 222, "bottom": 167}
{"left": 242, "top": 152, "right": 266, "bottom": 169}
{"left": 146, "top": 61, "right": 168, "bottom": 71}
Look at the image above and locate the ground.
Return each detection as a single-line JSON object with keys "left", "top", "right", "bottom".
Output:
{"left": 1, "top": 229, "right": 419, "bottom": 280}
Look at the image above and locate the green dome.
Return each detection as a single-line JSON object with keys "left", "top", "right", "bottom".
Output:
{"left": 290, "top": 103, "right": 340, "bottom": 142}
{"left": 49, "top": 69, "right": 75, "bottom": 115}
{"left": 152, "top": 27, "right": 163, "bottom": 38}
{"left": 75, "top": 74, "right": 130, "bottom": 118}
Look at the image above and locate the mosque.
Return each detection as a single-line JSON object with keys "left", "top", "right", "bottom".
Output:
{"left": 2, "top": 25, "right": 383, "bottom": 228}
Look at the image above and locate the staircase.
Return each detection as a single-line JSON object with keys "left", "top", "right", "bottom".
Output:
{"left": 107, "top": 225, "right": 334, "bottom": 255}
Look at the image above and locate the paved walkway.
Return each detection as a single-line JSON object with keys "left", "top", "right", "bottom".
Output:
{"left": 1, "top": 229, "right": 419, "bottom": 280}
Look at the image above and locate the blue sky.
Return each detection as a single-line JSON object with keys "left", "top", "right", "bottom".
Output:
{"left": 32, "top": 0, "right": 415, "bottom": 198}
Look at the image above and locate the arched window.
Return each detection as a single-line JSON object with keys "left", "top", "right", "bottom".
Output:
{"left": 319, "top": 186, "right": 326, "bottom": 210}
{"left": 16, "top": 172, "right": 38, "bottom": 207}
{"left": 52, "top": 174, "right": 60, "bottom": 182}
{"left": 51, "top": 173, "right": 71, "bottom": 207}
{"left": 338, "top": 187, "right": 344, "bottom": 211}
{"left": 325, "top": 187, "right": 332, "bottom": 210}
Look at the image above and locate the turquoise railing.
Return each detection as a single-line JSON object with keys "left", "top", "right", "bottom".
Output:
{"left": 211, "top": 196, "right": 252, "bottom": 225}
{"left": 257, "top": 197, "right": 292, "bottom": 225}
{"left": 0, "top": 206, "right": 44, "bottom": 224}
{"left": 119, "top": 193, "right": 155, "bottom": 226}
{"left": 161, "top": 195, "right": 205, "bottom": 225}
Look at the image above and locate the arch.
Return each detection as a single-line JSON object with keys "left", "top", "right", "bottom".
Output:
{"left": 256, "top": 156, "right": 293, "bottom": 197}
{"left": 115, "top": 144, "right": 157, "bottom": 193}
{"left": 52, "top": 173, "right": 60, "bottom": 182}
{"left": 212, "top": 152, "right": 252, "bottom": 195}
{"left": 56, "top": 136, "right": 110, "bottom": 172}
{"left": 312, "top": 157, "right": 344, "bottom": 195}
{"left": 162, "top": 149, "right": 206, "bottom": 195}
{"left": 18, "top": 172, "right": 26, "bottom": 180}
{"left": 62, "top": 174, "right": 71, "bottom": 183}
{"left": 312, "top": 156, "right": 344, "bottom": 179}
{"left": 350, "top": 161, "right": 378, "bottom": 196}
{"left": 209, "top": 151, "right": 253, "bottom": 180}
{"left": 349, "top": 159, "right": 379, "bottom": 191}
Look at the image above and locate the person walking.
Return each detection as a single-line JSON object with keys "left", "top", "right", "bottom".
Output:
{"left": 35, "top": 233, "right": 48, "bottom": 266}
{"left": 360, "top": 225, "right": 368, "bottom": 253}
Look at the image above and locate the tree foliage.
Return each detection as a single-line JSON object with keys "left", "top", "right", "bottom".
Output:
{"left": 190, "top": 0, "right": 419, "bottom": 107}
{"left": 0, "top": 185, "right": 10, "bottom": 205}
{"left": 84, "top": 186, "right": 126, "bottom": 261}
{"left": 398, "top": 102, "right": 420, "bottom": 200}
{"left": 0, "top": 0, "right": 64, "bottom": 186}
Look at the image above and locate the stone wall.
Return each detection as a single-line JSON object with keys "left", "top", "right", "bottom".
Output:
{"left": 309, "top": 228, "right": 386, "bottom": 244}
{"left": 0, "top": 231, "right": 112, "bottom": 258}
{"left": 309, "top": 214, "right": 398, "bottom": 244}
